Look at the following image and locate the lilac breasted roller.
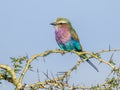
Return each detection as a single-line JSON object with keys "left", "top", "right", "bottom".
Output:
{"left": 50, "top": 18, "right": 98, "bottom": 72}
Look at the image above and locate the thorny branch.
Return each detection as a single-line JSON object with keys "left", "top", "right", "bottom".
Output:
{"left": 0, "top": 64, "right": 22, "bottom": 89}
{"left": 0, "top": 49, "right": 120, "bottom": 90}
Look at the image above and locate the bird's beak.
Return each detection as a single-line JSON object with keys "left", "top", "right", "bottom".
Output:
{"left": 50, "top": 22, "right": 56, "bottom": 26}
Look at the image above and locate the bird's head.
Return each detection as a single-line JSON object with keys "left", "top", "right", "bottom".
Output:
{"left": 50, "top": 18, "right": 72, "bottom": 30}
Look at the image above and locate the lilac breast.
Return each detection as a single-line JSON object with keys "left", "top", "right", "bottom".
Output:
{"left": 55, "top": 28, "right": 71, "bottom": 44}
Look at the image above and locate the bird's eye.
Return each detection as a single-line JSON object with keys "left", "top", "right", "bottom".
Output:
{"left": 59, "top": 23, "right": 63, "bottom": 25}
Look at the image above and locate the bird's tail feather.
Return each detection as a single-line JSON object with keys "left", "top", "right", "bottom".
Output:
{"left": 80, "top": 55, "right": 99, "bottom": 72}
{"left": 86, "top": 60, "right": 99, "bottom": 72}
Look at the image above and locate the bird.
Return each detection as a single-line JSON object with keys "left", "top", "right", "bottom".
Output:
{"left": 50, "top": 17, "right": 99, "bottom": 72}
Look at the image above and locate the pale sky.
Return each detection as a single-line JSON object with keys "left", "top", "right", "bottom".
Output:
{"left": 0, "top": 0, "right": 120, "bottom": 89}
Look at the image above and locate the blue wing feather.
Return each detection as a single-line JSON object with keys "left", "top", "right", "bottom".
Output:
{"left": 58, "top": 37, "right": 82, "bottom": 51}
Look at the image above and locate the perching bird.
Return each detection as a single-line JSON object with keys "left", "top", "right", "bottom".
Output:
{"left": 50, "top": 18, "right": 98, "bottom": 72}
